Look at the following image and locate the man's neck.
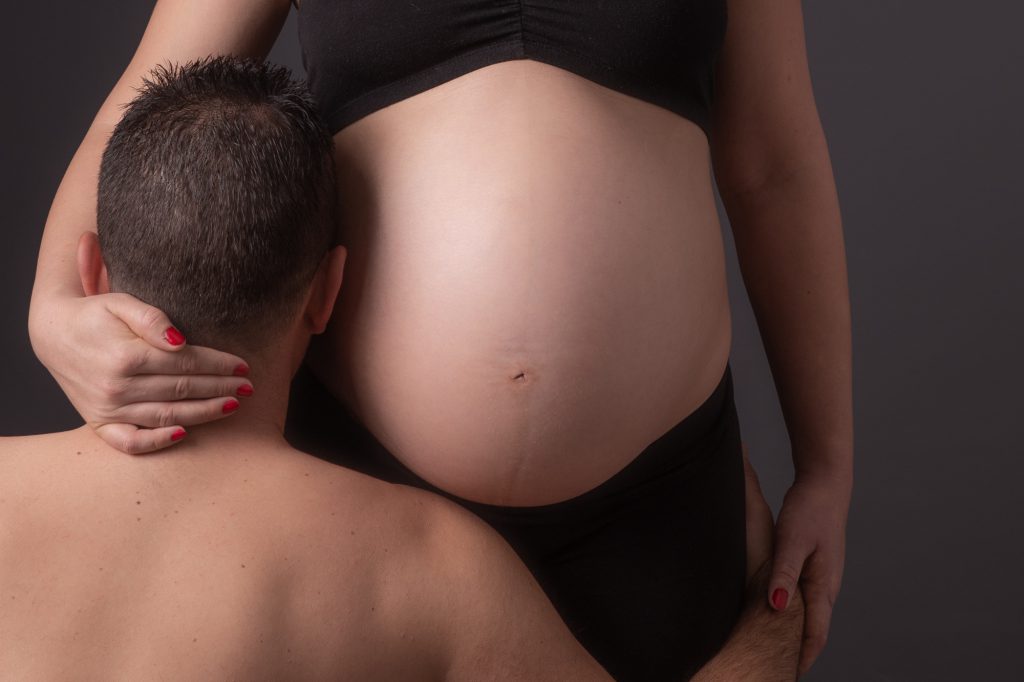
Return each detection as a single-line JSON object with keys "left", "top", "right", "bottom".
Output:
{"left": 155, "top": 360, "right": 297, "bottom": 459}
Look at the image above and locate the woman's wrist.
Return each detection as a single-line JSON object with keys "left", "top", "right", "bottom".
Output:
{"left": 792, "top": 436, "right": 853, "bottom": 483}
{"left": 28, "top": 289, "right": 79, "bottom": 367}
{"left": 791, "top": 463, "right": 853, "bottom": 514}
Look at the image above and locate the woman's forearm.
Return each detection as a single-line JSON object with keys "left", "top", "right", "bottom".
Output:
{"left": 31, "top": 126, "right": 113, "bottom": 300}
{"left": 28, "top": 122, "right": 117, "bottom": 358}
{"left": 28, "top": 43, "right": 152, "bottom": 348}
{"left": 721, "top": 167, "right": 853, "bottom": 478}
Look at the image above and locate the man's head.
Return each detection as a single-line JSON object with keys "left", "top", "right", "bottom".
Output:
{"left": 81, "top": 56, "right": 344, "bottom": 358}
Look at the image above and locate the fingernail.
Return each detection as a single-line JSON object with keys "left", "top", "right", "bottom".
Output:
{"left": 771, "top": 588, "right": 789, "bottom": 610}
{"left": 236, "top": 384, "right": 254, "bottom": 397}
{"left": 222, "top": 399, "right": 240, "bottom": 414}
{"left": 171, "top": 428, "right": 187, "bottom": 442}
{"left": 164, "top": 327, "right": 186, "bottom": 346}
{"left": 233, "top": 364, "right": 250, "bottom": 377}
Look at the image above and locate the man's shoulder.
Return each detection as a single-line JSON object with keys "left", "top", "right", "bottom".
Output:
{"left": 262, "top": 450, "right": 486, "bottom": 676}
{"left": 254, "top": 446, "right": 463, "bottom": 559}
{"left": 0, "top": 428, "right": 86, "bottom": 477}
{"left": 264, "top": 446, "right": 426, "bottom": 516}
{"left": 0, "top": 429, "right": 81, "bottom": 452}
{"left": 269, "top": 447, "right": 502, "bottom": 583}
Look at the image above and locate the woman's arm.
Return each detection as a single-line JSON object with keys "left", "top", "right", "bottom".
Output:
{"left": 28, "top": 0, "right": 293, "bottom": 453}
{"left": 710, "top": 0, "right": 853, "bottom": 675}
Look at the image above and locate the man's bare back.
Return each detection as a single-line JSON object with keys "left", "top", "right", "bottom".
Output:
{"left": 0, "top": 427, "right": 603, "bottom": 679}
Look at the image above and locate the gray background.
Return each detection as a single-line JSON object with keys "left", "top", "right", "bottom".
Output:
{"left": 2, "top": 2, "right": 1021, "bottom": 680}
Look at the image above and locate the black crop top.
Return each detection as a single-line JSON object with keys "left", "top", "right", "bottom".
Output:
{"left": 297, "top": 1, "right": 728, "bottom": 138}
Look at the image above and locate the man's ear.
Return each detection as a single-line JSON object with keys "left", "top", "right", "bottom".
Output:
{"left": 304, "top": 246, "right": 347, "bottom": 335}
{"left": 76, "top": 232, "right": 110, "bottom": 296}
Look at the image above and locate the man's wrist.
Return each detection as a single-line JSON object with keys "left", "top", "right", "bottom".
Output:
{"left": 734, "top": 584, "right": 804, "bottom": 680}
{"left": 695, "top": 598, "right": 804, "bottom": 682}
{"left": 692, "top": 564, "right": 804, "bottom": 682}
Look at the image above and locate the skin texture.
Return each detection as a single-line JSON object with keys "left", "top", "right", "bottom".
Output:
{"left": 0, "top": 434, "right": 606, "bottom": 680}
{"left": 1, "top": 239, "right": 799, "bottom": 679}
{"left": 0, "top": 430, "right": 798, "bottom": 680}
{"left": 27, "top": 0, "right": 851, "bottom": 671}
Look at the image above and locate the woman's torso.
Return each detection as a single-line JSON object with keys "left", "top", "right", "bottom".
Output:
{"left": 302, "top": 6, "right": 733, "bottom": 506}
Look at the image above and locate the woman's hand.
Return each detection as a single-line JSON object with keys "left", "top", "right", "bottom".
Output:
{"left": 31, "top": 292, "right": 254, "bottom": 454}
{"left": 767, "top": 467, "right": 851, "bottom": 677}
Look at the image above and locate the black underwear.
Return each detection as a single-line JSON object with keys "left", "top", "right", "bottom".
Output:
{"left": 286, "top": 363, "right": 746, "bottom": 681}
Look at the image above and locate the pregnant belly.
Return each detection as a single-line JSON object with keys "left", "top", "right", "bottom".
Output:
{"left": 307, "top": 61, "right": 733, "bottom": 506}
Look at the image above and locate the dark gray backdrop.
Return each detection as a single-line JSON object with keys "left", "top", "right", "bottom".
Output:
{"left": 2, "top": 2, "right": 1021, "bottom": 680}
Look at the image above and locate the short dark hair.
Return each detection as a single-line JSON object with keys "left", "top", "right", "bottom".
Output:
{"left": 97, "top": 56, "right": 337, "bottom": 351}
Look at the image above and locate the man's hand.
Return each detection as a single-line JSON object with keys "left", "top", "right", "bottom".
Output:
{"left": 768, "top": 466, "right": 851, "bottom": 676}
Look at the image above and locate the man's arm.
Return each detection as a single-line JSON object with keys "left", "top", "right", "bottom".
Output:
{"left": 691, "top": 565, "right": 805, "bottom": 682}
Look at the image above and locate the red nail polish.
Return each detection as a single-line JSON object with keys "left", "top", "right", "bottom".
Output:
{"left": 164, "top": 327, "right": 186, "bottom": 346}
{"left": 171, "top": 428, "right": 187, "bottom": 442}
{"left": 771, "top": 588, "right": 789, "bottom": 610}
{"left": 236, "top": 384, "right": 254, "bottom": 397}
{"left": 222, "top": 399, "right": 240, "bottom": 414}
{"left": 233, "top": 364, "right": 250, "bottom": 377}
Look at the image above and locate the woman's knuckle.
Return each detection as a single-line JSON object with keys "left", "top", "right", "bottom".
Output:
{"left": 120, "top": 436, "right": 139, "bottom": 455}
{"left": 774, "top": 565, "right": 801, "bottom": 585}
{"left": 99, "top": 377, "right": 124, "bottom": 400}
{"left": 101, "top": 401, "right": 129, "bottom": 420}
{"left": 115, "top": 346, "right": 148, "bottom": 375}
{"left": 111, "top": 347, "right": 135, "bottom": 374}
{"left": 155, "top": 406, "right": 176, "bottom": 428}
{"left": 802, "top": 578, "right": 828, "bottom": 596}
{"left": 139, "top": 305, "right": 165, "bottom": 331}
{"left": 174, "top": 376, "right": 192, "bottom": 400}
{"left": 177, "top": 353, "right": 198, "bottom": 375}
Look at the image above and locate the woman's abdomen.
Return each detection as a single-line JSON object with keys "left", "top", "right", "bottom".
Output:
{"left": 308, "top": 61, "right": 733, "bottom": 506}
